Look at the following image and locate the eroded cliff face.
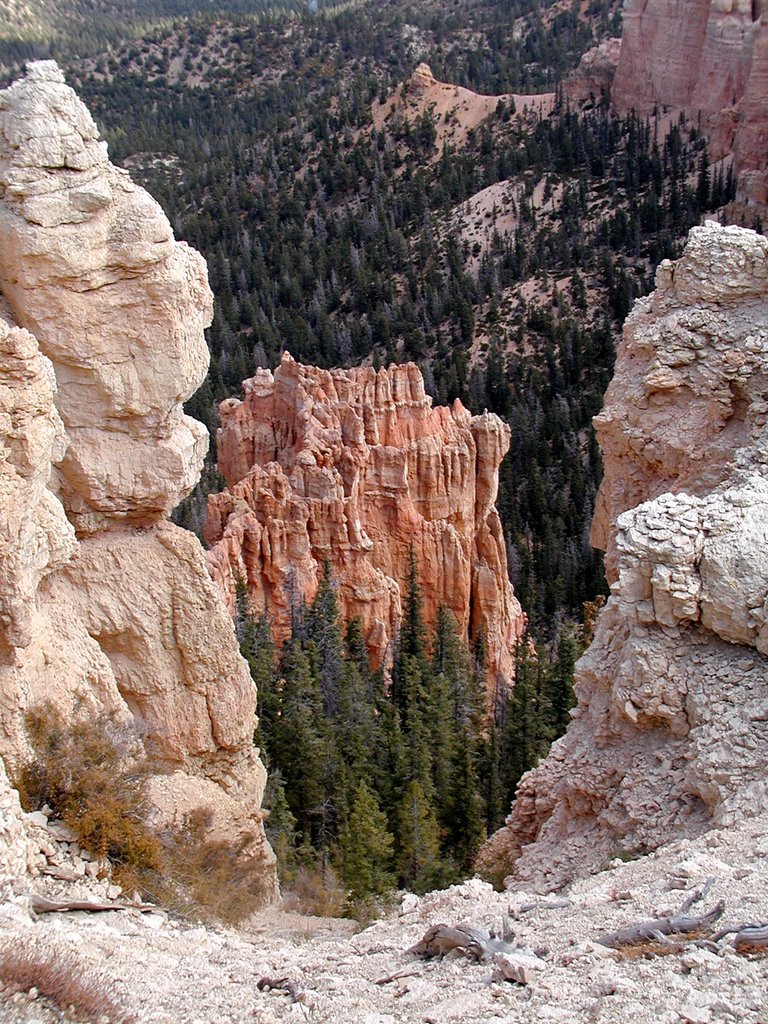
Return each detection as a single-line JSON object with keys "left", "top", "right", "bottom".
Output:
{"left": 478, "top": 223, "right": 768, "bottom": 892}
{"left": 0, "top": 62, "right": 275, "bottom": 895}
{"left": 612, "top": 0, "right": 768, "bottom": 216}
{"left": 205, "top": 354, "right": 525, "bottom": 690}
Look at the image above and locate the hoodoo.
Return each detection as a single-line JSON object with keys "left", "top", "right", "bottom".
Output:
{"left": 205, "top": 355, "right": 526, "bottom": 692}
{"left": 0, "top": 62, "right": 275, "bottom": 894}
{"left": 479, "top": 222, "right": 768, "bottom": 891}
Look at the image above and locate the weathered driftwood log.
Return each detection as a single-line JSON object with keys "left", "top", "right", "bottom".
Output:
{"left": 596, "top": 879, "right": 724, "bottom": 948}
{"left": 256, "top": 977, "right": 305, "bottom": 1002}
{"left": 29, "top": 895, "right": 154, "bottom": 914}
{"left": 409, "top": 919, "right": 519, "bottom": 961}
{"left": 713, "top": 922, "right": 768, "bottom": 949}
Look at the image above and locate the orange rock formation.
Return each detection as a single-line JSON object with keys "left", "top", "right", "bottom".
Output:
{"left": 205, "top": 354, "right": 525, "bottom": 691}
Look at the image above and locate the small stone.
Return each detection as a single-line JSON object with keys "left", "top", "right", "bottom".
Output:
{"left": 47, "top": 821, "right": 77, "bottom": 843}
{"left": 107, "top": 884, "right": 122, "bottom": 900}
{"left": 493, "top": 950, "right": 545, "bottom": 985}
{"left": 678, "top": 998, "right": 711, "bottom": 1024}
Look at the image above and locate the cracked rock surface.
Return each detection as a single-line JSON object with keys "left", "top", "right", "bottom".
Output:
{"left": 0, "top": 62, "right": 275, "bottom": 893}
{"left": 479, "top": 224, "right": 768, "bottom": 891}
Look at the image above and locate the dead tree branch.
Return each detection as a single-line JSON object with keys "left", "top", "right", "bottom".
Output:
{"left": 510, "top": 899, "right": 571, "bottom": 919}
{"left": 408, "top": 920, "right": 523, "bottom": 961}
{"left": 713, "top": 922, "right": 768, "bottom": 949}
{"left": 29, "top": 895, "right": 154, "bottom": 914}
{"left": 597, "top": 880, "right": 724, "bottom": 948}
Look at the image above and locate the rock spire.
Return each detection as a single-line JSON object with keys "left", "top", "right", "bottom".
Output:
{"left": 205, "top": 354, "right": 526, "bottom": 691}
{"left": 478, "top": 223, "right": 768, "bottom": 891}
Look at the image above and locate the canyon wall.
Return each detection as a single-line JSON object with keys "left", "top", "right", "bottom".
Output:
{"left": 205, "top": 355, "right": 525, "bottom": 690}
{"left": 612, "top": 0, "right": 768, "bottom": 216}
{"left": 0, "top": 62, "right": 276, "bottom": 895}
{"left": 478, "top": 222, "right": 768, "bottom": 891}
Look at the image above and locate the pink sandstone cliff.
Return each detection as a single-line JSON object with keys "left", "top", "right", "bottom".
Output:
{"left": 0, "top": 61, "right": 276, "bottom": 895}
{"left": 204, "top": 354, "right": 525, "bottom": 691}
{"left": 612, "top": 0, "right": 768, "bottom": 216}
{"left": 478, "top": 223, "right": 768, "bottom": 891}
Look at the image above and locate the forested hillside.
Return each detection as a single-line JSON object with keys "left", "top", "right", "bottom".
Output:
{"left": 0, "top": 0, "right": 734, "bottom": 901}
{"left": 53, "top": 0, "right": 727, "bottom": 629}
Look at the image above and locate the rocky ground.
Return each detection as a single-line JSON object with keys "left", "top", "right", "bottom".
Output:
{"left": 1, "top": 809, "right": 767, "bottom": 1024}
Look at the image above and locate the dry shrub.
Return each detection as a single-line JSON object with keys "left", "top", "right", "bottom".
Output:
{"left": 16, "top": 703, "right": 271, "bottom": 925}
{"left": 152, "top": 808, "right": 272, "bottom": 926}
{"left": 0, "top": 940, "right": 134, "bottom": 1023}
{"left": 17, "top": 704, "right": 162, "bottom": 885}
{"left": 284, "top": 863, "right": 346, "bottom": 917}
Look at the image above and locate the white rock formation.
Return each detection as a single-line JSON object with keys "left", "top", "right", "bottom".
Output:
{"left": 0, "top": 755, "right": 36, "bottom": 891}
{"left": 0, "top": 62, "right": 275, "bottom": 896}
{"left": 479, "top": 223, "right": 768, "bottom": 891}
{"left": 0, "top": 60, "right": 211, "bottom": 534}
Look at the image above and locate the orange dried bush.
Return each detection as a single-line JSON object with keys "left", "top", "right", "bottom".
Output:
{"left": 0, "top": 940, "right": 134, "bottom": 1023}
{"left": 16, "top": 703, "right": 163, "bottom": 884}
{"left": 156, "top": 808, "right": 272, "bottom": 925}
{"left": 16, "top": 703, "right": 271, "bottom": 925}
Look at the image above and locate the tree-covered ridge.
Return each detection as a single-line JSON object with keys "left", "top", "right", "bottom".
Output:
{"left": 49, "top": 0, "right": 730, "bottom": 644}
{"left": 0, "top": 0, "right": 307, "bottom": 67}
{"left": 242, "top": 557, "right": 584, "bottom": 905}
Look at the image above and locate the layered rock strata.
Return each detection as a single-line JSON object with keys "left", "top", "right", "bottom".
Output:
{"left": 478, "top": 223, "right": 768, "bottom": 891}
{"left": 0, "top": 62, "right": 275, "bottom": 895}
{"left": 205, "top": 354, "right": 525, "bottom": 689}
{"left": 612, "top": 0, "right": 768, "bottom": 217}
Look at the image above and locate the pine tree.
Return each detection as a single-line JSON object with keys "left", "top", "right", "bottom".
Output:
{"left": 500, "top": 639, "right": 550, "bottom": 800}
{"left": 307, "top": 560, "right": 345, "bottom": 716}
{"left": 394, "top": 545, "right": 429, "bottom": 706}
{"left": 338, "top": 781, "right": 395, "bottom": 900}
{"left": 396, "top": 779, "right": 443, "bottom": 891}
{"left": 272, "top": 638, "right": 331, "bottom": 849}
{"left": 444, "top": 738, "right": 485, "bottom": 872}
{"left": 263, "top": 770, "right": 298, "bottom": 881}
{"left": 546, "top": 624, "right": 579, "bottom": 737}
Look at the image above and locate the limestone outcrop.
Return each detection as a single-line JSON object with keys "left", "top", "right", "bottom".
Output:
{"left": 205, "top": 354, "right": 525, "bottom": 690}
{"left": 611, "top": 0, "right": 768, "bottom": 218}
{"left": 0, "top": 62, "right": 275, "bottom": 896}
{"left": 478, "top": 223, "right": 768, "bottom": 891}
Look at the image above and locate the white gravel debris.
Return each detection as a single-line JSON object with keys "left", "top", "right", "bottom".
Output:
{"left": 1, "top": 814, "right": 767, "bottom": 1023}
